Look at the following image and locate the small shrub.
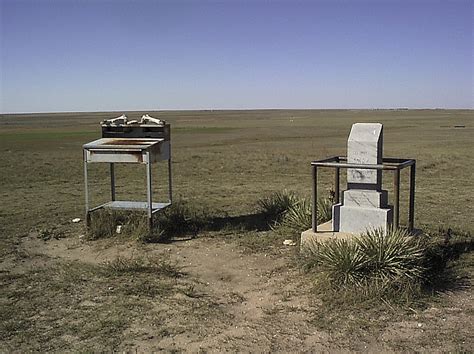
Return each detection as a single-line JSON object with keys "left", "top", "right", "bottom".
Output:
{"left": 303, "top": 226, "right": 473, "bottom": 315}
{"left": 86, "top": 210, "right": 118, "bottom": 240}
{"left": 142, "top": 200, "right": 210, "bottom": 242}
{"left": 313, "top": 239, "right": 369, "bottom": 286}
{"left": 276, "top": 198, "right": 312, "bottom": 231}
{"left": 257, "top": 190, "right": 299, "bottom": 221}
{"left": 356, "top": 227, "right": 425, "bottom": 282}
{"left": 86, "top": 200, "right": 209, "bottom": 242}
{"left": 304, "top": 227, "right": 426, "bottom": 291}
{"left": 87, "top": 210, "right": 146, "bottom": 240}
{"left": 274, "top": 196, "right": 332, "bottom": 233}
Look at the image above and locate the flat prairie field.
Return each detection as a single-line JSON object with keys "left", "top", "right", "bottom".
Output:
{"left": 0, "top": 109, "right": 473, "bottom": 351}
{"left": 1, "top": 109, "right": 473, "bottom": 237}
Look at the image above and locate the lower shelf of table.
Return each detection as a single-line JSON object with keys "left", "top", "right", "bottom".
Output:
{"left": 91, "top": 201, "right": 171, "bottom": 214}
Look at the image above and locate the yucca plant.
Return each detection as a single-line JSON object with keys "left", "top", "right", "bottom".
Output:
{"left": 356, "top": 227, "right": 426, "bottom": 282}
{"left": 305, "top": 227, "right": 426, "bottom": 290}
{"left": 275, "top": 196, "right": 332, "bottom": 232}
{"left": 316, "top": 197, "right": 333, "bottom": 225}
{"left": 276, "top": 198, "right": 312, "bottom": 231}
{"left": 257, "top": 190, "right": 299, "bottom": 221}
{"left": 316, "top": 239, "right": 369, "bottom": 286}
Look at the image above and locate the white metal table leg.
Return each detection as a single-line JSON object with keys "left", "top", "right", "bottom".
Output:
{"left": 146, "top": 153, "right": 153, "bottom": 232}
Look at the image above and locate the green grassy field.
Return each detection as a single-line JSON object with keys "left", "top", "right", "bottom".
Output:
{"left": 1, "top": 109, "right": 473, "bottom": 351}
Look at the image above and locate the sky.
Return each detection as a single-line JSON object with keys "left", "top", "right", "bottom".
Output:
{"left": 0, "top": 0, "right": 472, "bottom": 113}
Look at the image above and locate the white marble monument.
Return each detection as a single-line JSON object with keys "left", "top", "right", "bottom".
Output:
{"left": 332, "top": 123, "right": 393, "bottom": 233}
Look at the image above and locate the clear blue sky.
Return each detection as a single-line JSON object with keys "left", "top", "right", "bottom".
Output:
{"left": 1, "top": 0, "right": 472, "bottom": 113}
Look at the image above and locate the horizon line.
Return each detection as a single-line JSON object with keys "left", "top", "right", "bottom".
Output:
{"left": 2, "top": 107, "right": 473, "bottom": 115}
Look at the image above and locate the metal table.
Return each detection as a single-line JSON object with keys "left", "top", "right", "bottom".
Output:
{"left": 83, "top": 137, "right": 172, "bottom": 232}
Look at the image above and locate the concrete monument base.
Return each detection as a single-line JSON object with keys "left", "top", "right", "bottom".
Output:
{"left": 301, "top": 221, "right": 423, "bottom": 252}
{"left": 300, "top": 221, "right": 356, "bottom": 251}
{"left": 332, "top": 203, "right": 393, "bottom": 234}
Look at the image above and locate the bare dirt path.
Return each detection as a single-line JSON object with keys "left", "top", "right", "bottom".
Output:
{"left": 20, "top": 234, "right": 330, "bottom": 351}
{"left": 10, "top": 234, "right": 474, "bottom": 352}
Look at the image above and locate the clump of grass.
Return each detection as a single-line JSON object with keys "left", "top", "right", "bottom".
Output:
{"left": 37, "top": 226, "right": 65, "bottom": 241}
{"left": 276, "top": 198, "right": 312, "bottom": 231}
{"left": 87, "top": 210, "right": 145, "bottom": 240}
{"left": 103, "top": 255, "right": 182, "bottom": 277}
{"left": 273, "top": 196, "right": 332, "bottom": 233}
{"left": 357, "top": 228, "right": 425, "bottom": 282}
{"left": 86, "top": 210, "right": 116, "bottom": 240}
{"left": 86, "top": 200, "right": 209, "bottom": 242}
{"left": 316, "top": 197, "right": 333, "bottom": 224}
{"left": 257, "top": 190, "right": 299, "bottom": 222}
{"left": 305, "top": 226, "right": 473, "bottom": 321}
{"left": 142, "top": 200, "right": 210, "bottom": 242}
{"left": 311, "top": 238, "right": 368, "bottom": 286}
{"left": 304, "top": 227, "right": 426, "bottom": 300}
{"left": 103, "top": 255, "right": 146, "bottom": 274}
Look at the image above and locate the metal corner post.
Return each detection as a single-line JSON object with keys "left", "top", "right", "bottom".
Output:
{"left": 168, "top": 145, "right": 173, "bottom": 203}
{"left": 84, "top": 149, "right": 90, "bottom": 228}
{"left": 409, "top": 161, "right": 416, "bottom": 231}
{"left": 393, "top": 169, "right": 400, "bottom": 229}
{"left": 146, "top": 152, "right": 153, "bottom": 233}
{"left": 334, "top": 167, "right": 340, "bottom": 204}
{"left": 312, "top": 165, "right": 317, "bottom": 233}
{"left": 110, "top": 163, "right": 116, "bottom": 201}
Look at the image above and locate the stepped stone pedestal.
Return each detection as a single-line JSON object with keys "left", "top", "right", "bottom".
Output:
{"left": 332, "top": 123, "right": 393, "bottom": 234}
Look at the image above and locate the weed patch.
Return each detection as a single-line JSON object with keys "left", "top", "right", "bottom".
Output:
{"left": 102, "top": 255, "right": 182, "bottom": 278}
{"left": 422, "top": 226, "right": 473, "bottom": 291}
{"left": 145, "top": 200, "right": 210, "bottom": 242}
{"left": 86, "top": 200, "right": 210, "bottom": 242}
{"left": 86, "top": 210, "right": 146, "bottom": 240}
{"left": 258, "top": 190, "right": 299, "bottom": 224}
{"left": 257, "top": 190, "right": 333, "bottom": 235}
{"left": 272, "top": 194, "right": 332, "bottom": 235}
{"left": 37, "top": 226, "right": 65, "bottom": 241}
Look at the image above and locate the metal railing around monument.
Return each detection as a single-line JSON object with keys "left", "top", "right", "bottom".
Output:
{"left": 310, "top": 156, "right": 416, "bottom": 233}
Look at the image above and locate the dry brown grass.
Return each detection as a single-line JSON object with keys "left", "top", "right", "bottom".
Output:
{"left": 1, "top": 109, "right": 472, "bottom": 243}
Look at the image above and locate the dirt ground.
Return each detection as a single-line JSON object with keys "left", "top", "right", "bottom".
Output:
{"left": 4, "top": 230, "right": 471, "bottom": 352}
